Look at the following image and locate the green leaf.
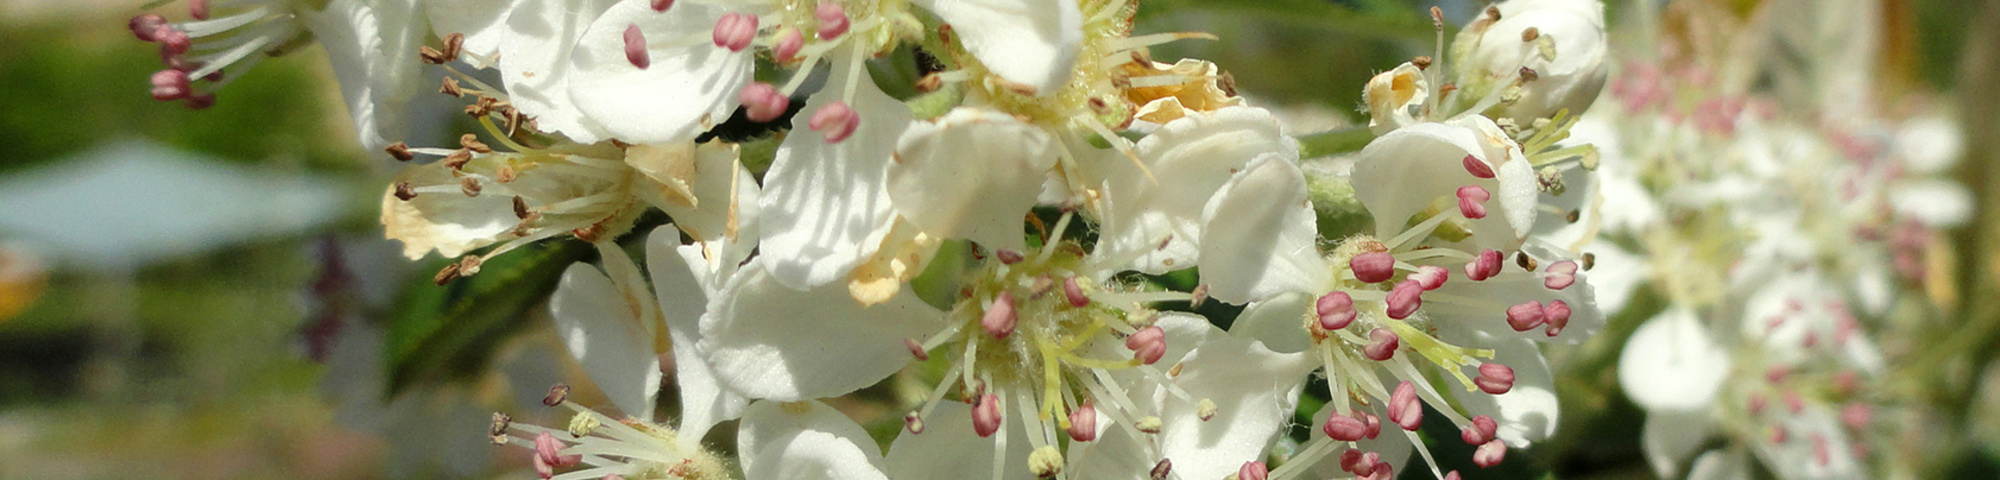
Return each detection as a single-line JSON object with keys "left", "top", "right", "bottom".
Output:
{"left": 382, "top": 240, "right": 591, "bottom": 397}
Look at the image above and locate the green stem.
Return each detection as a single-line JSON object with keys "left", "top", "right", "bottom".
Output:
{"left": 1297, "top": 126, "right": 1376, "bottom": 159}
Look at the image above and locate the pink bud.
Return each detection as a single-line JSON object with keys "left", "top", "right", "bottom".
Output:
{"left": 809, "top": 101, "right": 859, "bottom": 143}
{"left": 1388, "top": 381, "right": 1423, "bottom": 431}
{"left": 1237, "top": 461, "right": 1269, "bottom": 480}
{"left": 1316, "top": 291, "right": 1357, "bottom": 330}
{"left": 1465, "top": 249, "right": 1503, "bottom": 281}
{"left": 1462, "top": 415, "right": 1498, "bottom": 445}
{"left": 1543, "top": 260, "right": 1579, "bottom": 290}
{"left": 711, "top": 13, "right": 758, "bottom": 52}
{"left": 1364, "top": 328, "right": 1400, "bottom": 361}
{"left": 1323, "top": 412, "right": 1368, "bottom": 441}
{"left": 814, "top": 2, "right": 850, "bottom": 40}
{"left": 773, "top": 28, "right": 804, "bottom": 63}
{"left": 1126, "top": 326, "right": 1166, "bottom": 365}
{"left": 1473, "top": 439, "right": 1507, "bottom": 468}
{"left": 650, "top": 0, "right": 673, "bottom": 11}
{"left": 971, "top": 393, "right": 1003, "bottom": 437}
{"left": 1505, "top": 300, "right": 1545, "bottom": 332}
{"left": 1350, "top": 252, "right": 1396, "bottom": 283}
{"left": 150, "top": 69, "right": 191, "bottom": 101}
{"left": 738, "top": 82, "right": 789, "bottom": 123}
{"left": 1385, "top": 280, "right": 1423, "bottom": 319}
{"left": 1068, "top": 402, "right": 1097, "bottom": 442}
{"left": 1475, "top": 363, "right": 1515, "bottom": 394}
{"left": 1463, "top": 154, "right": 1495, "bottom": 178}
{"left": 1063, "top": 276, "right": 1090, "bottom": 307}
{"left": 623, "top": 24, "right": 650, "bottom": 69}
{"left": 1411, "top": 265, "right": 1449, "bottom": 290}
{"left": 129, "top": 14, "right": 168, "bottom": 42}
{"left": 982, "top": 291, "right": 1017, "bottom": 339}
{"left": 1542, "top": 300, "right": 1571, "bottom": 337}
{"left": 1457, "top": 185, "right": 1491, "bottom": 219}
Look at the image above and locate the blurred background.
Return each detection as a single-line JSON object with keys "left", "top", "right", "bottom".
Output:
{"left": 0, "top": 0, "right": 1991, "bottom": 478}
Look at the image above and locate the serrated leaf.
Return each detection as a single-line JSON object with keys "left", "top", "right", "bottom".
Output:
{"left": 382, "top": 240, "right": 591, "bottom": 398}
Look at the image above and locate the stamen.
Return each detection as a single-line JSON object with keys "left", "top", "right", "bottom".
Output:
{"left": 188, "top": 0, "right": 209, "bottom": 20}
{"left": 982, "top": 291, "right": 1018, "bottom": 338}
{"left": 1472, "top": 439, "right": 1506, "bottom": 468}
{"left": 1463, "top": 155, "right": 1495, "bottom": 178}
{"left": 1474, "top": 363, "right": 1515, "bottom": 394}
{"left": 1125, "top": 326, "right": 1166, "bottom": 365}
{"left": 972, "top": 393, "right": 1003, "bottom": 437}
{"left": 1410, "top": 265, "right": 1449, "bottom": 291}
{"left": 150, "top": 69, "right": 191, "bottom": 101}
{"left": 1150, "top": 459, "right": 1172, "bottom": 480}
{"left": 1456, "top": 185, "right": 1491, "bottom": 219}
{"left": 623, "top": 24, "right": 650, "bottom": 69}
{"left": 1465, "top": 249, "right": 1503, "bottom": 281}
{"left": 1238, "top": 461, "right": 1269, "bottom": 480}
{"left": 904, "top": 338, "right": 930, "bottom": 360}
{"left": 1323, "top": 412, "right": 1370, "bottom": 441}
{"left": 1542, "top": 300, "right": 1571, "bottom": 337}
{"left": 1316, "top": 291, "right": 1357, "bottom": 330}
{"left": 814, "top": 2, "right": 849, "bottom": 40}
{"left": 1388, "top": 380, "right": 1423, "bottom": 431}
{"left": 129, "top": 14, "right": 168, "bottom": 41}
{"left": 1364, "top": 328, "right": 1400, "bottom": 361}
{"left": 1066, "top": 402, "right": 1096, "bottom": 441}
{"left": 711, "top": 13, "right": 758, "bottom": 52}
{"left": 773, "top": 28, "right": 803, "bottom": 63}
{"left": 738, "top": 82, "right": 789, "bottom": 123}
{"left": 808, "top": 101, "right": 859, "bottom": 143}
{"left": 1461, "top": 415, "right": 1498, "bottom": 445}
{"left": 1384, "top": 280, "right": 1423, "bottom": 319}
{"left": 1505, "top": 301, "right": 1545, "bottom": 332}
{"left": 1350, "top": 252, "right": 1396, "bottom": 283}
{"left": 1543, "top": 260, "right": 1578, "bottom": 290}
{"left": 1062, "top": 276, "right": 1090, "bottom": 307}
{"left": 904, "top": 412, "right": 926, "bottom": 433}
{"left": 650, "top": 0, "right": 672, "bottom": 11}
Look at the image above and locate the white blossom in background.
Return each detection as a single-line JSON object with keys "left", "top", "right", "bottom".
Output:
{"left": 1450, "top": 0, "right": 1609, "bottom": 124}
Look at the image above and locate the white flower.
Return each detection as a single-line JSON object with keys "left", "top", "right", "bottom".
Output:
{"left": 489, "top": 0, "right": 621, "bottom": 142}
{"left": 1084, "top": 106, "right": 1299, "bottom": 275}
{"left": 918, "top": 0, "right": 1083, "bottom": 95}
{"left": 1351, "top": 116, "right": 1541, "bottom": 250}
{"left": 1194, "top": 147, "right": 1603, "bottom": 477}
{"left": 756, "top": 60, "right": 913, "bottom": 290}
{"left": 1451, "top": 0, "right": 1609, "bottom": 123}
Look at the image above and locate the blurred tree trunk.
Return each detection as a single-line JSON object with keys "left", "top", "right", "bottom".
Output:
{"left": 1936, "top": 0, "right": 2000, "bottom": 475}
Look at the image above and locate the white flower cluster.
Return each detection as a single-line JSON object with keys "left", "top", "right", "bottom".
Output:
{"left": 132, "top": 0, "right": 1625, "bottom": 478}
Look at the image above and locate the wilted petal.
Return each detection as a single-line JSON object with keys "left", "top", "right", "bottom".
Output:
{"left": 698, "top": 262, "right": 940, "bottom": 401}
{"left": 550, "top": 263, "right": 662, "bottom": 420}
{"left": 568, "top": 0, "right": 753, "bottom": 144}
{"left": 1197, "top": 154, "right": 1327, "bottom": 305}
{"left": 738, "top": 401, "right": 891, "bottom": 480}
{"left": 379, "top": 163, "right": 518, "bottom": 260}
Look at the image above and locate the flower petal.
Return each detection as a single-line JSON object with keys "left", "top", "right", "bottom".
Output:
{"left": 495, "top": 0, "right": 618, "bottom": 142}
{"left": 1642, "top": 408, "right": 1713, "bottom": 478}
{"left": 738, "top": 401, "right": 891, "bottom": 480}
{"left": 1889, "top": 179, "right": 1972, "bottom": 227}
{"left": 380, "top": 163, "right": 519, "bottom": 260}
{"left": 567, "top": 0, "right": 753, "bottom": 144}
{"left": 646, "top": 226, "right": 745, "bottom": 439}
{"left": 919, "top": 0, "right": 1081, "bottom": 95}
{"left": 1228, "top": 292, "right": 1314, "bottom": 355}
{"left": 1440, "top": 330, "right": 1558, "bottom": 446}
{"left": 1423, "top": 241, "right": 1604, "bottom": 344}
{"left": 1196, "top": 153, "right": 1327, "bottom": 305}
{"left": 302, "top": 0, "right": 427, "bottom": 150}
{"left": 887, "top": 400, "right": 1035, "bottom": 480}
{"left": 1617, "top": 308, "right": 1730, "bottom": 413}
{"left": 550, "top": 263, "right": 662, "bottom": 420}
{"left": 1159, "top": 334, "right": 1316, "bottom": 480}
{"left": 1096, "top": 106, "right": 1299, "bottom": 275}
{"left": 425, "top": 0, "right": 523, "bottom": 63}
{"left": 1351, "top": 118, "right": 1530, "bottom": 251}
{"left": 698, "top": 261, "right": 940, "bottom": 401}
{"left": 1686, "top": 448, "right": 1753, "bottom": 480}
{"left": 888, "top": 108, "right": 1056, "bottom": 250}
{"left": 758, "top": 56, "right": 912, "bottom": 289}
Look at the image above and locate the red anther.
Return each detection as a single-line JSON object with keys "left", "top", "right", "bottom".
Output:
{"left": 1067, "top": 402, "right": 1097, "bottom": 442}
{"left": 773, "top": 28, "right": 804, "bottom": 63}
{"left": 1323, "top": 412, "right": 1368, "bottom": 441}
{"left": 1411, "top": 265, "right": 1449, "bottom": 290}
{"left": 183, "top": 93, "right": 215, "bottom": 109}
{"left": 904, "top": 338, "right": 929, "bottom": 361}
{"left": 814, "top": 2, "right": 850, "bottom": 40}
{"left": 738, "top": 82, "right": 789, "bottom": 123}
{"left": 1316, "top": 291, "right": 1357, "bottom": 330}
{"left": 157, "top": 28, "right": 191, "bottom": 56}
{"left": 150, "top": 69, "right": 191, "bottom": 101}
{"left": 622, "top": 24, "right": 650, "bottom": 69}
{"left": 1444, "top": 471, "right": 1462, "bottom": 480}
{"left": 1457, "top": 185, "right": 1491, "bottom": 219}
{"left": 1543, "top": 260, "right": 1578, "bottom": 290}
{"left": 1465, "top": 249, "right": 1503, "bottom": 281}
{"left": 1063, "top": 276, "right": 1090, "bottom": 307}
{"left": 129, "top": 14, "right": 168, "bottom": 42}
{"left": 711, "top": 13, "right": 758, "bottom": 51}
{"left": 188, "top": 0, "right": 209, "bottom": 20}
{"left": 1505, "top": 300, "right": 1545, "bottom": 332}
{"left": 971, "top": 393, "right": 1003, "bottom": 437}
{"left": 994, "top": 248, "right": 1025, "bottom": 264}
{"left": 1339, "top": 449, "right": 1365, "bottom": 474}
{"left": 650, "top": 0, "right": 673, "bottom": 11}
{"left": 1475, "top": 363, "right": 1515, "bottom": 394}
{"left": 1361, "top": 463, "right": 1394, "bottom": 480}
{"left": 1361, "top": 411, "right": 1382, "bottom": 439}
{"left": 1842, "top": 404, "right": 1871, "bottom": 430}
{"left": 904, "top": 412, "right": 925, "bottom": 434}
{"left": 1462, "top": 415, "right": 1498, "bottom": 445}
{"left": 1237, "top": 461, "right": 1269, "bottom": 480}
{"left": 532, "top": 431, "right": 581, "bottom": 479}
{"left": 1125, "top": 326, "right": 1166, "bottom": 365}
{"left": 1463, "top": 154, "right": 1495, "bottom": 178}
{"left": 1349, "top": 252, "right": 1396, "bottom": 283}
{"left": 1473, "top": 439, "right": 1507, "bottom": 468}
{"left": 1765, "top": 365, "right": 1790, "bottom": 384}
{"left": 981, "top": 291, "right": 1018, "bottom": 339}
{"left": 1385, "top": 280, "right": 1423, "bottom": 319}
{"left": 1543, "top": 300, "right": 1571, "bottom": 337}
{"left": 809, "top": 101, "right": 859, "bottom": 142}
{"left": 1364, "top": 328, "right": 1400, "bottom": 361}
{"left": 1388, "top": 381, "right": 1423, "bottom": 431}
{"left": 1770, "top": 425, "right": 1788, "bottom": 444}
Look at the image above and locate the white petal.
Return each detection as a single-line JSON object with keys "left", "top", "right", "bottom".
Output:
{"left": 550, "top": 263, "right": 662, "bottom": 419}
{"left": 1493, "top": 150, "right": 1540, "bottom": 238}
{"left": 495, "top": 0, "right": 618, "bottom": 142}
{"left": 1228, "top": 292, "right": 1314, "bottom": 355}
{"left": 1440, "top": 331, "right": 1558, "bottom": 446}
{"left": 1159, "top": 335, "right": 1316, "bottom": 480}
{"left": 1196, "top": 154, "right": 1327, "bottom": 305}
{"left": 1096, "top": 106, "right": 1299, "bottom": 275}
{"left": 302, "top": 0, "right": 427, "bottom": 150}
{"left": 1580, "top": 242, "right": 1647, "bottom": 315}
{"left": 1065, "top": 407, "right": 1154, "bottom": 480}
{"left": 425, "top": 0, "right": 522, "bottom": 62}
{"left": 646, "top": 226, "right": 745, "bottom": 439}
{"left": 1893, "top": 115, "right": 1962, "bottom": 173}
{"left": 1889, "top": 179, "right": 1972, "bottom": 227}
{"left": 1424, "top": 241, "right": 1605, "bottom": 343}
{"left": 1642, "top": 408, "right": 1714, "bottom": 478}
{"left": 1686, "top": 448, "right": 1753, "bottom": 480}
{"left": 637, "top": 142, "right": 762, "bottom": 249}
{"left": 919, "top": 0, "right": 1081, "bottom": 95}
{"left": 568, "top": 0, "right": 753, "bottom": 144}
{"left": 1617, "top": 308, "right": 1730, "bottom": 413}
{"left": 698, "top": 262, "right": 941, "bottom": 401}
{"left": 738, "top": 401, "right": 891, "bottom": 480}
{"left": 886, "top": 401, "right": 1035, "bottom": 480}
{"left": 888, "top": 108, "right": 1056, "bottom": 250}
{"left": 1350, "top": 120, "right": 1526, "bottom": 252}
{"left": 758, "top": 57, "right": 912, "bottom": 289}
